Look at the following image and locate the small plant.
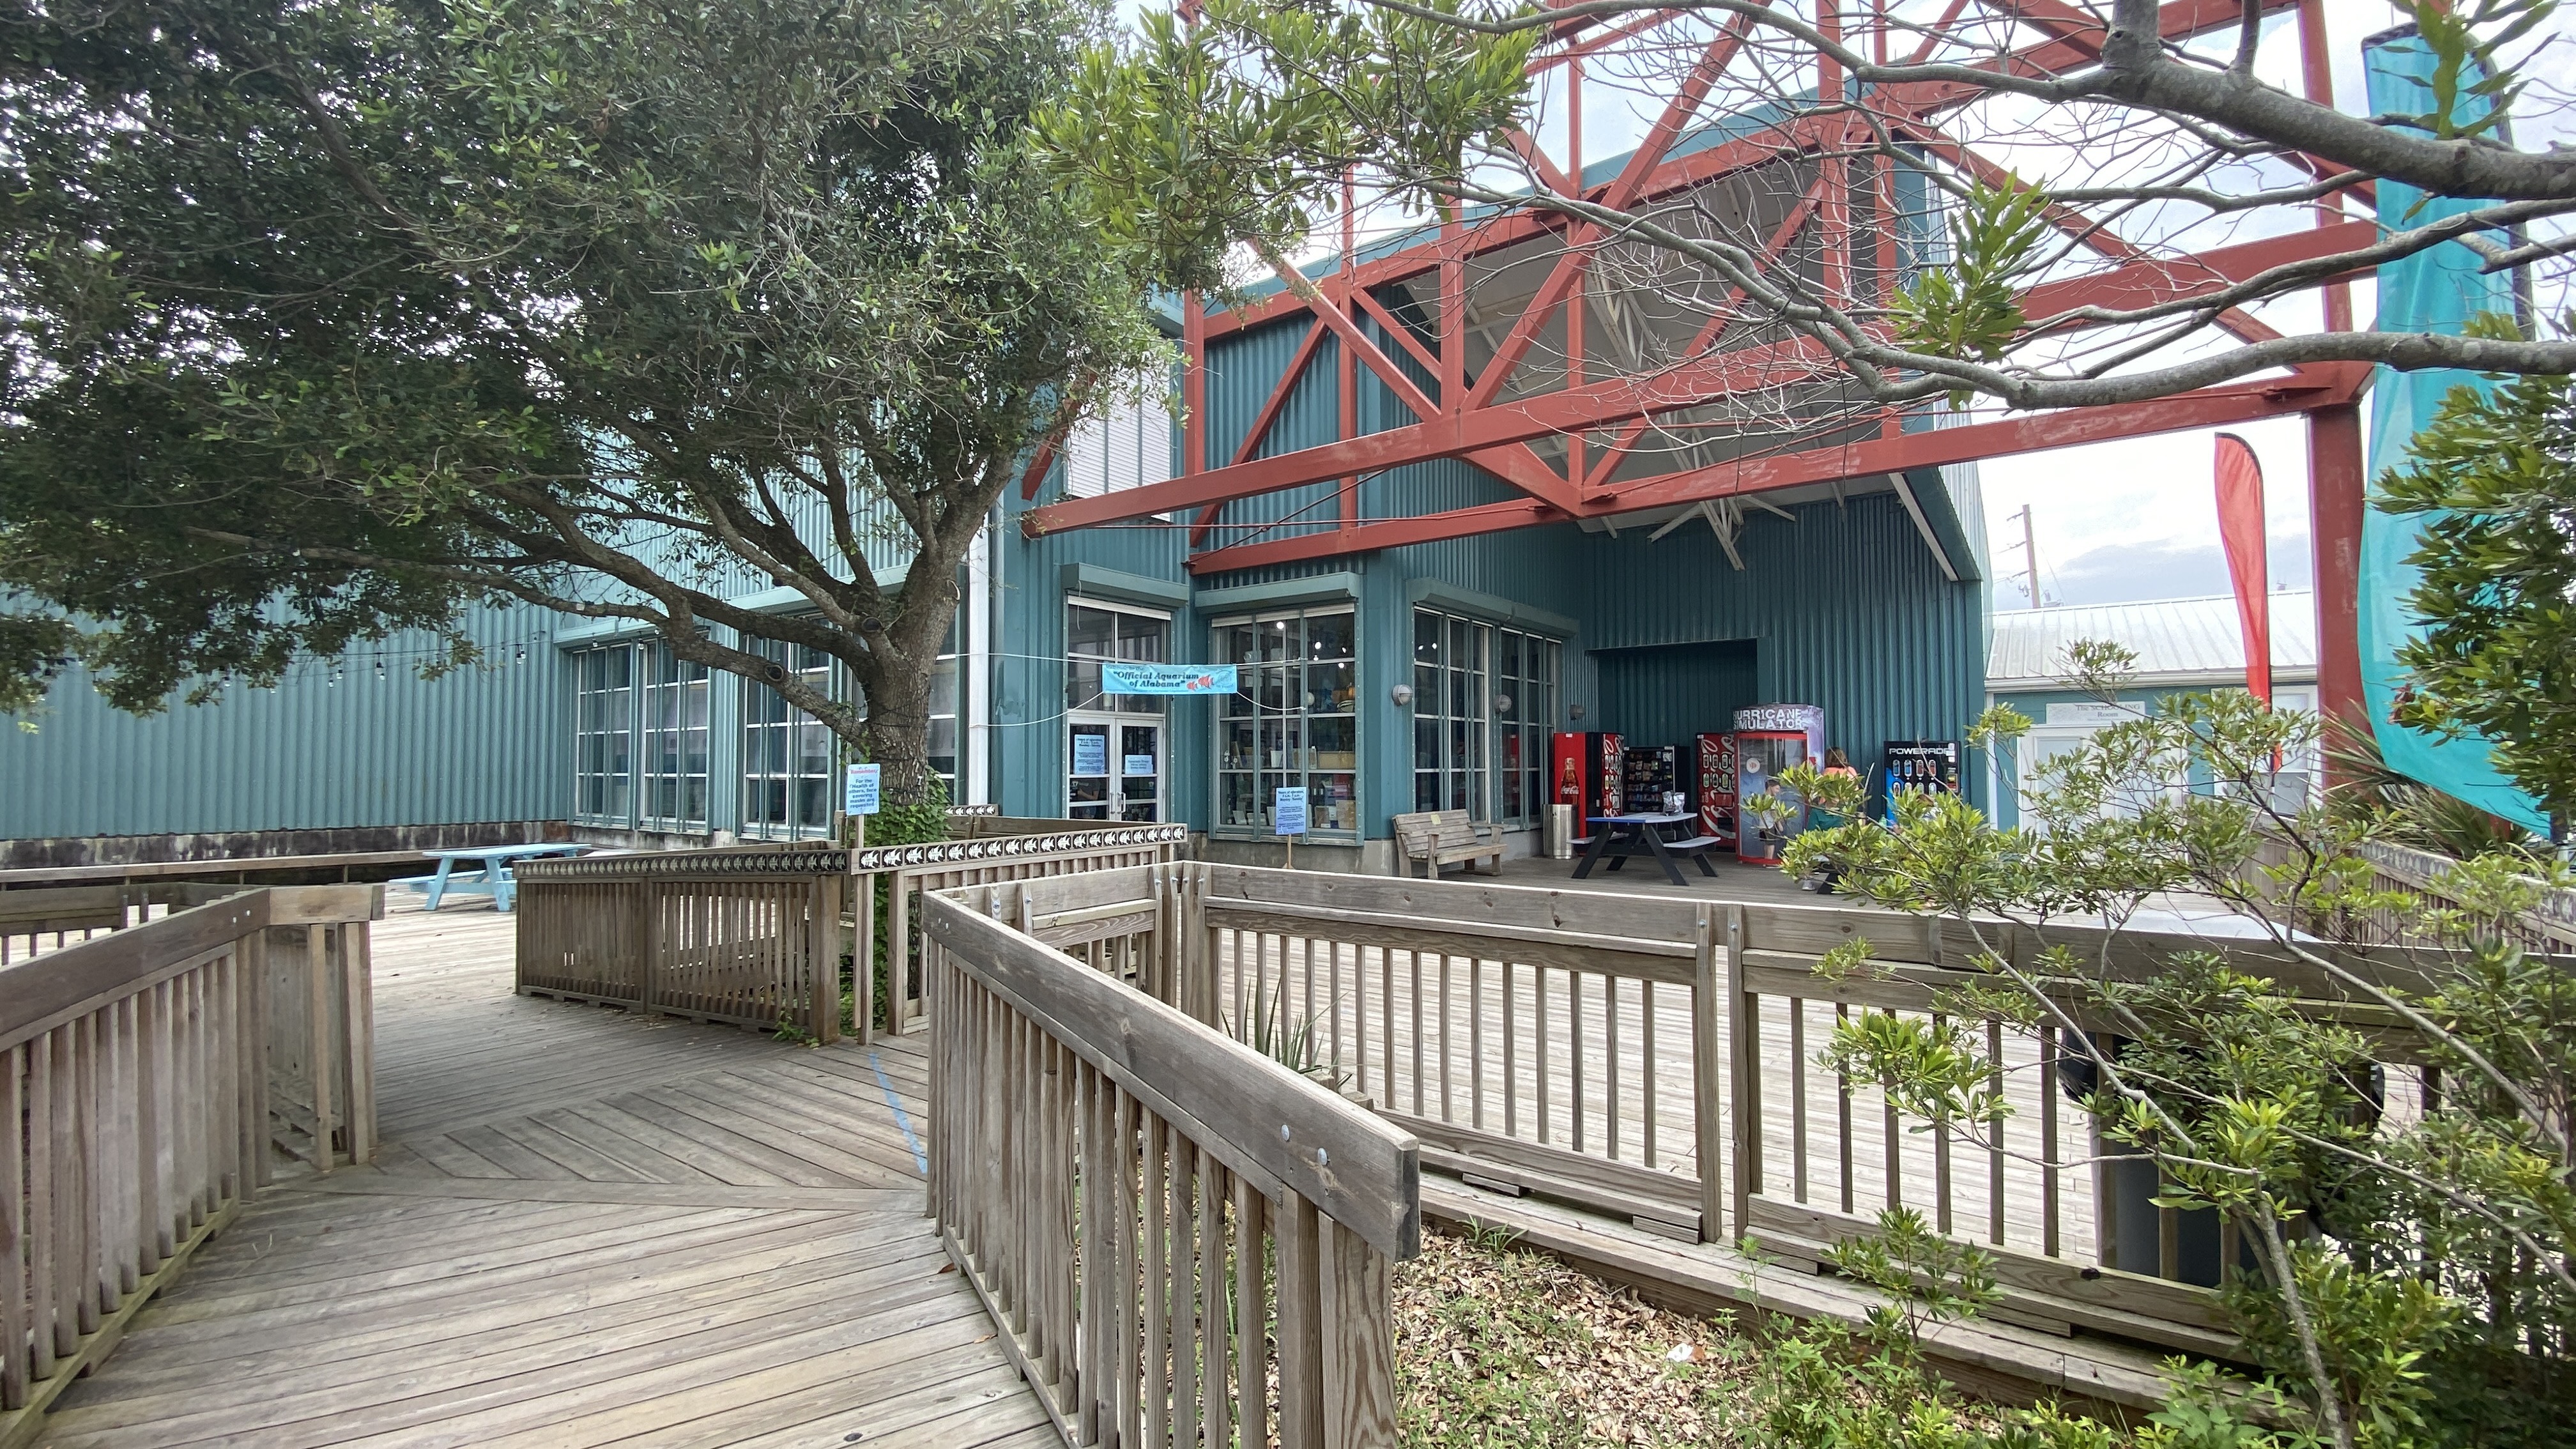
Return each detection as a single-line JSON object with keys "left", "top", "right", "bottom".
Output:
{"left": 770, "top": 1013, "right": 818, "bottom": 1047}
{"left": 1732, "top": 1209, "right": 2301, "bottom": 1449}
{"left": 1227, "top": 974, "right": 1348, "bottom": 1092}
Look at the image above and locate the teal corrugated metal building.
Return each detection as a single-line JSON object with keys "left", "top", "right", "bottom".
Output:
{"left": 5, "top": 109, "right": 1993, "bottom": 866}
{"left": 3, "top": 602, "right": 569, "bottom": 842}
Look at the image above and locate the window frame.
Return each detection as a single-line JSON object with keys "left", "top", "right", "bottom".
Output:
{"left": 1211, "top": 604, "right": 1360, "bottom": 843}
{"left": 572, "top": 645, "right": 636, "bottom": 828}
{"left": 1410, "top": 606, "right": 1560, "bottom": 830}
{"left": 1065, "top": 596, "right": 1175, "bottom": 717}
{"left": 638, "top": 640, "right": 713, "bottom": 834}
{"left": 739, "top": 634, "right": 844, "bottom": 841}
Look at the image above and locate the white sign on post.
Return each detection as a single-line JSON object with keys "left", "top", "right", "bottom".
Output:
{"left": 843, "top": 763, "right": 882, "bottom": 816}
{"left": 1273, "top": 786, "right": 1308, "bottom": 837}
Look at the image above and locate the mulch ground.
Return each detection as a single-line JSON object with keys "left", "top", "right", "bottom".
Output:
{"left": 1392, "top": 1223, "right": 1758, "bottom": 1447}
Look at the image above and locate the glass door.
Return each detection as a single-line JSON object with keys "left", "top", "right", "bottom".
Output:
{"left": 1069, "top": 716, "right": 1113, "bottom": 820}
{"left": 1070, "top": 714, "right": 1162, "bottom": 822}
{"left": 1116, "top": 721, "right": 1162, "bottom": 822}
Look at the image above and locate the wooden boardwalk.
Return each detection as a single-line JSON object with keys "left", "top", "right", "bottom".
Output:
{"left": 37, "top": 900, "right": 1055, "bottom": 1449}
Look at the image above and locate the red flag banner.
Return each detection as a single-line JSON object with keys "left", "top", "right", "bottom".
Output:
{"left": 2213, "top": 433, "right": 2271, "bottom": 704}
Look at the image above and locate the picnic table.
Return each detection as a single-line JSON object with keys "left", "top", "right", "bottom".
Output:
{"left": 1572, "top": 812, "right": 1724, "bottom": 887}
{"left": 396, "top": 843, "right": 590, "bottom": 912}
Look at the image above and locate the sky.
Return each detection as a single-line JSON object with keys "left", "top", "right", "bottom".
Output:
{"left": 1978, "top": 416, "right": 2323, "bottom": 609}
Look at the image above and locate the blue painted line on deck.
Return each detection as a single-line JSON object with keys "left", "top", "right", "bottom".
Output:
{"left": 870, "top": 1050, "right": 930, "bottom": 1175}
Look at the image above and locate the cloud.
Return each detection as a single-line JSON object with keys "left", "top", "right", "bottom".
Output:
{"left": 2004, "top": 533, "right": 2315, "bottom": 608}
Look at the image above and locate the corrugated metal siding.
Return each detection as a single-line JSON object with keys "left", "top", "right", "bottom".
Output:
{"left": 1597, "top": 640, "right": 1759, "bottom": 747}
{"left": 1988, "top": 592, "right": 2319, "bottom": 688}
{"left": 992, "top": 441, "right": 1209, "bottom": 832}
{"left": 2, "top": 601, "right": 570, "bottom": 839}
{"left": 1584, "top": 491, "right": 1991, "bottom": 806}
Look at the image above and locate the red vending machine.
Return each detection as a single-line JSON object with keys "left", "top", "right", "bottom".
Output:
{"left": 1733, "top": 731, "right": 1810, "bottom": 863}
{"left": 1732, "top": 705, "right": 1825, "bottom": 864}
{"left": 1551, "top": 732, "right": 1625, "bottom": 824}
{"left": 1696, "top": 732, "right": 1738, "bottom": 845}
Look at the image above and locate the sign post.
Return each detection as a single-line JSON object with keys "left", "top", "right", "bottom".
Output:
{"left": 843, "top": 762, "right": 882, "bottom": 854}
{"left": 1273, "top": 785, "right": 1307, "bottom": 870}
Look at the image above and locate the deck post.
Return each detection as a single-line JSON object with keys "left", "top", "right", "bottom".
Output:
{"left": 1722, "top": 904, "right": 1756, "bottom": 1241}
{"left": 811, "top": 873, "right": 843, "bottom": 1045}
{"left": 636, "top": 877, "right": 663, "bottom": 1018}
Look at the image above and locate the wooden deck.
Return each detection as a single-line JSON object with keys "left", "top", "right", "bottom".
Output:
{"left": 36, "top": 898, "right": 1056, "bottom": 1449}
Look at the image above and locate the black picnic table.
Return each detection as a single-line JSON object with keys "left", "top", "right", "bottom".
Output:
{"left": 1572, "top": 811, "right": 1724, "bottom": 887}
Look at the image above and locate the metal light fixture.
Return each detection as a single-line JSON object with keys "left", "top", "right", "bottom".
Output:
{"left": 1390, "top": 683, "right": 1414, "bottom": 707}
{"left": 1569, "top": 702, "right": 1586, "bottom": 720}
{"left": 1492, "top": 693, "right": 1513, "bottom": 715}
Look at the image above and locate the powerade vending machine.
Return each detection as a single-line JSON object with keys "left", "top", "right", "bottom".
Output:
{"left": 1551, "top": 732, "right": 1625, "bottom": 824}
{"left": 1696, "top": 732, "right": 1738, "bottom": 844}
{"left": 1732, "top": 705, "right": 1825, "bottom": 864}
{"left": 1882, "top": 740, "right": 1962, "bottom": 818}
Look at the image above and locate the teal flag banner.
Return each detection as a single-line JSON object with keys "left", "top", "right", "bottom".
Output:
{"left": 2359, "top": 28, "right": 2548, "bottom": 833}
{"left": 1101, "top": 663, "right": 1241, "bottom": 696}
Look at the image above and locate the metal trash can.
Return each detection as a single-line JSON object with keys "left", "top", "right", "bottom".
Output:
{"left": 1546, "top": 804, "right": 1575, "bottom": 859}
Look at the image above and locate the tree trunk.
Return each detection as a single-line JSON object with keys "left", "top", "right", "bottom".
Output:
{"left": 851, "top": 647, "right": 941, "bottom": 809}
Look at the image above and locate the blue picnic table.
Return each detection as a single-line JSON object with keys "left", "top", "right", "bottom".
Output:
{"left": 1572, "top": 811, "right": 1724, "bottom": 887}
{"left": 397, "top": 843, "right": 590, "bottom": 912}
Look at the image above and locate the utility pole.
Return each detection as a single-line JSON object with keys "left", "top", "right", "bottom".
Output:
{"left": 2014, "top": 504, "right": 2044, "bottom": 608}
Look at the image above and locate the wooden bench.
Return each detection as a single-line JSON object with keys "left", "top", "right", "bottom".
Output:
{"left": 1392, "top": 809, "right": 1505, "bottom": 879}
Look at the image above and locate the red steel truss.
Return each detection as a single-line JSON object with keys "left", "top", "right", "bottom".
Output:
{"left": 1024, "top": 0, "right": 2375, "bottom": 721}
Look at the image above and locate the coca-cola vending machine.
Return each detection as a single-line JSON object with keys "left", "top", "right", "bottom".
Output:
{"left": 1696, "top": 732, "right": 1738, "bottom": 844}
{"left": 1551, "top": 732, "right": 1625, "bottom": 822}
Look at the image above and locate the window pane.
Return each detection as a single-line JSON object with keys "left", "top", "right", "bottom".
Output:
{"left": 1215, "top": 608, "right": 1358, "bottom": 839}
{"left": 1116, "top": 613, "right": 1165, "bottom": 661}
{"left": 1307, "top": 611, "right": 1354, "bottom": 661}
{"left": 1068, "top": 606, "right": 1116, "bottom": 658}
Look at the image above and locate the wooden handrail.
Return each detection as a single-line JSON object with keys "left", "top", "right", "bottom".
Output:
{"left": 513, "top": 824, "right": 1186, "bottom": 1043}
{"left": 922, "top": 886, "right": 1417, "bottom": 1448}
{"left": 980, "top": 862, "right": 2476, "bottom": 1357}
{"left": 0, "top": 884, "right": 379, "bottom": 1446}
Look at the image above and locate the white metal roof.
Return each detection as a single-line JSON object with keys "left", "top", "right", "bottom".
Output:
{"left": 1988, "top": 591, "right": 2318, "bottom": 691}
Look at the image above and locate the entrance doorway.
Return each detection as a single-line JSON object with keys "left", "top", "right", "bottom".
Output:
{"left": 1069, "top": 714, "right": 1163, "bottom": 822}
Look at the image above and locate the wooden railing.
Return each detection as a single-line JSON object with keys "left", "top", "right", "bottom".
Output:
{"left": 922, "top": 878, "right": 1418, "bottom": 1449}
{"left": 2243, "top": 832, "right": 2576, "bottom": 955}
{"left": 938, "top": 863, "right": 2476, "bottom": 1358}
{"left": 514, "top": 845, "right": 849, "bottom": 1039}
{"left": 0, "top": 884, "right": 380, "bottom": 1446}
{"left": 512, "top": 817, "right": 1186, "bottom": 1041}
{"left": 861, "top": 818, "right": 1186, "bottom": 1038}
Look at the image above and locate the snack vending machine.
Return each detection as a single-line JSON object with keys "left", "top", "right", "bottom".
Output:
{"left": 1551, "top": 731, "right": 1625, "bottom": 821}
{"left": 1622, "top": 744, "right": 1682, "bottom": 813}
{"left": 1696, "top": 732, "right": 1739, "bottom": 845}
{"left": 1881, "top": 740, "right": 1962, "bottom": 818}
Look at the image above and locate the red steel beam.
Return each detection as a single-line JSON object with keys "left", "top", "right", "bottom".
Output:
{"left": 1188, "top": 366, "right": 2366, "bottom": 573}
{"left": 1197, "top": 0, "right": 2324, "bottom": 345}
{"left": 1031, "top": 218, "right": 2375, "bottom": 535}
{"left": 1261, "top": 259, "right": 1581, "bottom": 511}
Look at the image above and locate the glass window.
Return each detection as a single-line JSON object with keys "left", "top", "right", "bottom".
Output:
{"left": 1412, "top": 608, "right": 1491, "bottom": 821}
{"left": 640, "top": 641, "right": 712, "bottom": 832}
{"left": 1065, "top": 600, "right": 1170, "bottom": 714}
{"left": 1411, "top": 609, "right": 1558, "bottom": 829}
{"left": 573, "top": 646, "right": 634, "bottom": 826}
{"left": 740, "top": 634, "right": 841, "bottom": 840}
{"left": 929, "top": 608, "right": 963, "bottom": 791}
{"left": 1215, "top": 606, "right": 1357, "bottom": 839}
